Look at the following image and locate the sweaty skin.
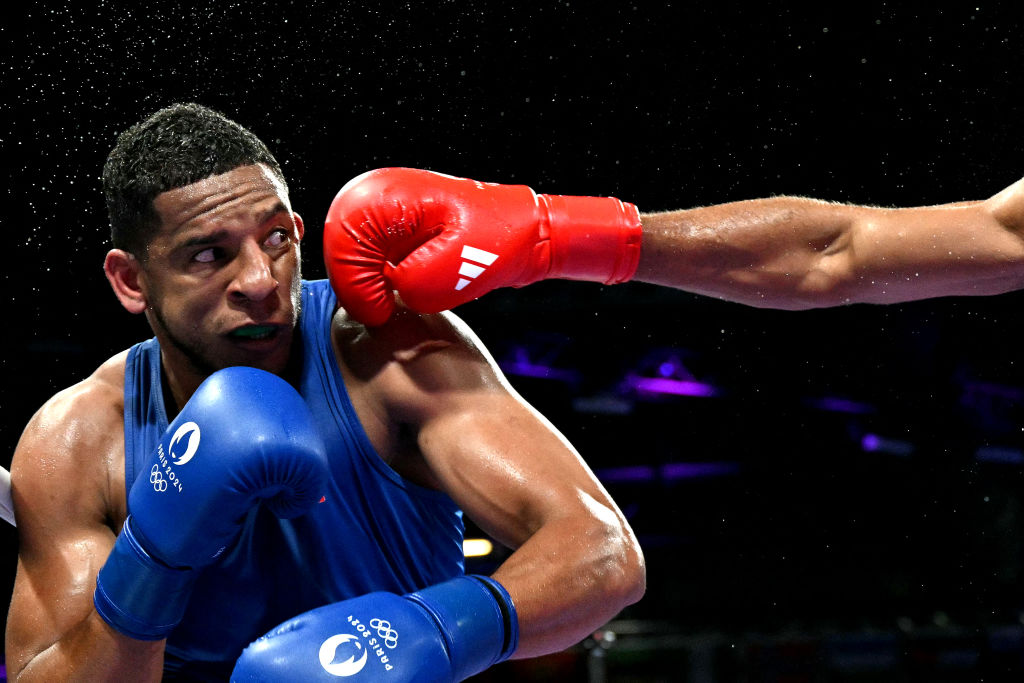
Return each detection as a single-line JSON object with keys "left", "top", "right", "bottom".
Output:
{"left": 635, "top": 177, "right": 1024, "bottom": 308}
{"left": 6, "top": 164, "right": 644, "bottom": 680}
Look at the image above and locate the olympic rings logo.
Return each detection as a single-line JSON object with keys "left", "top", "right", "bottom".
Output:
{"left": 150, "top": 464, "right": 168, "bottom": 492}
{"left": 370, "top": 618, "right": 399, "bottom": 649}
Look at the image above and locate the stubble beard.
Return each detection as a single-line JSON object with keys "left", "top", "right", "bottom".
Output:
{"left": 148, "top": 266, "right": 304, "bottom": 379}
{"left": 148, "top": 300, "right": 221, "bottom": 378}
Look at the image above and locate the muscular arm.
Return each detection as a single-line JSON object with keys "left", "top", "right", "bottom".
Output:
{"left": 636, "top": 176, "right": 1024, "bottom": 308}
{"left": 5, "top": 366, "right": 164, "bottom": 682}
{"left": 372, "top": 311, "right": 645, "bottom": 659}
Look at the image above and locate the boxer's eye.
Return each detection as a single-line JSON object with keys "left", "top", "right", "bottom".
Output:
{"left": 193, "top": 247, "right": 219, "bottom": 263}
{"left": 264, "top": 229, "right": 289, "bottom": 248}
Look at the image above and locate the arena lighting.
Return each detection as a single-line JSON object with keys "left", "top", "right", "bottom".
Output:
{"left": 807, "top": 396, "right": 876, "bottom": 414}
{"left": 597, "top": 462, "right": 740, "bottom": 483}
{"left": 860, "top": 433, "right": 915, "bottom": 456}
{"left": 620, "top": 348, "right": 721, "bottom": 398}
{"left": 623, "top": 374, "right": 719, "bottom": 397}
{"left": 463, "top": 538, "right": 494, "bottom": 557}
{"left": 962, "top": 380, "right": 1024, "bottom": 402}
{"left": 975, "top": 446, "right": 1024, "bottom": 465}
{"left": 497, "top": 339, "right": 581, "bottom": 384}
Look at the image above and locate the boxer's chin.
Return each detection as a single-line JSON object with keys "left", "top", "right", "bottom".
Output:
{"left": 220, "top": 328, "right": 295, "bottom": 376}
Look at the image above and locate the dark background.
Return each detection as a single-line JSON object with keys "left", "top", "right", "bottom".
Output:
{"left": 4, "top": 2, "right": 1024, "bottom": 680}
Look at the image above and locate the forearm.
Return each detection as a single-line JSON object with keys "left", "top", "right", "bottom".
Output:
{"left": 635, "top": 189, "right": 1024, "bottom": 307}
{"left": 15, "top": 611, "right": 164, "bottom": 682}
{"left": 636, "top": 197, "right": 863, "bottom": 308}
{"left": 410, "top": 380, "right": 646, "bottom": 659}
{"left": 491, "top": 501, "right": 645, "bottom": 659}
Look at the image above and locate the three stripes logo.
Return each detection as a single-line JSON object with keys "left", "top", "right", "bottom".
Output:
{"left": 455, "top": 245, "right": 499, "bottom": 291}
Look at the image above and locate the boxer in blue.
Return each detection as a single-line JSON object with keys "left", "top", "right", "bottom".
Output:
{"left": 5, "top": 104, "right": 646, "bottom": 681}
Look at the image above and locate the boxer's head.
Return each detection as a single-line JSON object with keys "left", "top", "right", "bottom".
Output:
{"left": 103, "top": 103, "right": 289, "bottom": 258}
{"left": 103, "top": 104, "right": 303, "bottom": 381}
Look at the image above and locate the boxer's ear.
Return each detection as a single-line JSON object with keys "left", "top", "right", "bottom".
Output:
{"left": 293, "top": 212, "right": 305, "bottom": 241}
{"left": 104, "top": 249, "right": 148, "bottom": 314}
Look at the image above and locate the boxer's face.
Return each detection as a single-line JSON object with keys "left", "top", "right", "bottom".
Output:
{"left": 137, "top": 163, "right": 304, "bottom": 377}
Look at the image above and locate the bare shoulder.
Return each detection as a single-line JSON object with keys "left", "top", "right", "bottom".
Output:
{"left": 12, "top": 350, "right": 128, "bottom": 536}
{"left": 330, "top": 305, "right": 512, "bottom": 477}
{"left": 6, "top": 352, "right": 130, "bottom": 678}
{"left": 18, "top": 350, "right": 126, "bottom": 464}
{"left": 332, "top": 305, "right": 503, "bottom": 401}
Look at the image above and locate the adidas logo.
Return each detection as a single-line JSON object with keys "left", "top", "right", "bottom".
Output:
{"left": 455, "top": 245, "right": 499, "bottom": 291}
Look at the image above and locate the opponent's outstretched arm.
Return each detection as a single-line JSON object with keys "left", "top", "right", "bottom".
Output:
{"left": 324, "top": 169, "right": 1024, "bottom": 324}
{"left": 636, "top": 177, "right": 1024, "bottom": 308}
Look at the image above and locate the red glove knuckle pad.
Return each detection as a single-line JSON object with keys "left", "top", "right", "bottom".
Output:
{"left": 324, "top": 168, "right": 641, "bottom": 325}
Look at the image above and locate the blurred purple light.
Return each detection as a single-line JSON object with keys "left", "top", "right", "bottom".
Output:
{"left": 499, "top": 361, "right": 578, "bottom": 383}
{"left": 626, "top": 376, "right": 719, "bottom": 397}
{"left": 811, "top": 396, "right": 876, "bottom": 414}
{"left": 975, "top": 446, "right": 1024, "bottom": 465}
{"left": 861, "top": 433, "right": 881, "bottom": 452}
{"left": 598, "top": 462, "right": 739, "bottom": 483}
{"left": 661, "top": 462, "right": 740, "bottom": 480}
{"left": 860, "top": 433, "right": 914, "bottom": 456}
{"left": 597, "top": 465, "right": 656, "bottom": 482}
{"left": 963, "top": 381, "right": 1024, "bottom": 401}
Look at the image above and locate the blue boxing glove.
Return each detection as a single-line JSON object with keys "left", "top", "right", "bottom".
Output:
{"left": 94, "top": 367, "right": 330, "bottom": 640}
{"left": 232, "top": 575, "right": 518, "bottom": 682}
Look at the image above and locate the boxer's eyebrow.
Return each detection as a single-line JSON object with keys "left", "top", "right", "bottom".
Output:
{"left": 256, "top": 202, "right": 290, "bottom": 226}
{"left": 176, "top": 230, "right": 230, "bottom": 251}
{"left": 173, "top": 204, "right": 290, "bottom": 252}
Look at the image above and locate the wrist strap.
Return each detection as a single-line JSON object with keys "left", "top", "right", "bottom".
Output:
{"left": 540, "top": 193, "right": 643, "bottom": 284}
{"left": 407, "top": 575, "right": 519, "bottom": 681}
{"left": 469, "top": 575, "right": 519, "bottom": 661}
{"left": 93, "top": 516, "right": 197, "bottom": 641}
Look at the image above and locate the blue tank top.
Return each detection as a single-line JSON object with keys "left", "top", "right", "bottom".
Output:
{"left": 122, "top": 279, "right": 465, "bottom": 680}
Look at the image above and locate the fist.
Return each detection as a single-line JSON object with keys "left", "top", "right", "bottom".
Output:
{"left": 323, "top": 168, "right": 641, "bottom": 326}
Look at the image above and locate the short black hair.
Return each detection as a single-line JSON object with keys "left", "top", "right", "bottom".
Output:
{"left": 102, "top": 103, "right": 287, "bottom": 257}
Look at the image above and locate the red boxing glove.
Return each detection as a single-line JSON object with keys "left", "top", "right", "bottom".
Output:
{"left": 323, "top": 168, "right": 642, "bottom": 326}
